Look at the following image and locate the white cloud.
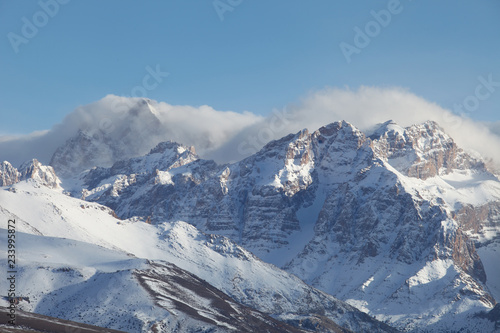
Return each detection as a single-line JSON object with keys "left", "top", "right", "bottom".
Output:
{"left": 207, "top": 86, "right": 500, "bottom": 169}
{"left": 0, "top": 88, "right": 499, "bottom": 172}
{"left": 0, "top": 95, "right": 262, "bottom": 168}
{"left": 486, "top": 121, "right": 500, "bottom": 137}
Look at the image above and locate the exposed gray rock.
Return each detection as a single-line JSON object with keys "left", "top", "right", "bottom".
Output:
{"left": 0, "top": 159, "right": 60, "bottom": 188}
{"left": 0, "top": 161, "right": 20, "bottom": 186}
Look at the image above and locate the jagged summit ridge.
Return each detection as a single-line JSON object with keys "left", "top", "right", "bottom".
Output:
{"left": 62, "top": 119, "right": 500, "bottom": 332}
{"left": 0, "top": 161, "right": 19, "bottom": 186}
{"left": 149, "top": 140, "right": 196, "bottom": 155}
{"left": 371, "top": 120, "right": 486, "bottom": 179}
{"left": 80, "top": 140, "right": 200, "bottom": 200}
{"left": 0, "top": 159, "right": 60, "bottom": 188}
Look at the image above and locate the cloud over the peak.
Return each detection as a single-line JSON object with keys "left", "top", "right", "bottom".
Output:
{"left": 0, "top": 88, "right": 499, "bottom": 172}
{"left": 207, "top": 86, "right": 500, "bottom": 168}
{"left": 298, "top": 87, "right": 500, "bottom": 167}
{"left": 0, "top": 95, "right": 263, "bottom": 168}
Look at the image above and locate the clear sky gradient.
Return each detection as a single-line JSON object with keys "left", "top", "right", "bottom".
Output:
{"left": 1, "top": 0, "right": 499, "bottom": 134}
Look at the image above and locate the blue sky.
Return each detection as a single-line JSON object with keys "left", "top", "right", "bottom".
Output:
{"left": 1, "top": 0, "right": 499, "bottom": 135}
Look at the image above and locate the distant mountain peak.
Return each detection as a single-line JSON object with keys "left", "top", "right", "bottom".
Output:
{"left": 367, "top": 119, "right": 404, "bottom": 139}
{"left": 50, "top": 99, "right": 167, "bottom": 178}
{"left": 0, "top": 160, "right": 19, "bottom": 186}
{"left": 4, "top": 118, "right": 500, "bottom": 332}
{"left": 0, "top": 159, "right": 60, "bottom": 188}
{"left": 369, "top": 120, "right": 485, "bottom": 179}
{"left": 149, "top": 140, "right": 196, "bottom": 156}
{"left": 126, "top": 99, "right": 161, "bottom": 125}
{"left": 317, "top": 120, "right": 360, "bottom": 136}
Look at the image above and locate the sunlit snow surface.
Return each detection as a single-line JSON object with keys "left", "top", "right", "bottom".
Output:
{"left": 397, "top": 167, "right": 500, "bottom": 305}
{"left": 405, "top": 168, "right": 500, "bottom": 209}
{"left": 0, "top": 180, "right": 384, "bottom": 333}
{"left": 2, "top": 119, "right": 500, "bottom": 332}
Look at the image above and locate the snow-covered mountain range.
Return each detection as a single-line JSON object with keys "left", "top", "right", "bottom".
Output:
{"left": 1, "top": 110, "right": 499, "bottom": 332}
{"left": 0, "top": 180, "right": 394, "bottom": 332}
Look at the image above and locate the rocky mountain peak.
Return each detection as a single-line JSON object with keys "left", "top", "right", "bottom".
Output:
{"left": 148, "top": 141, "right": 196, "bottom": 156}
{"left": 370, "top": 120, "right": 485, "bottom": 179}
{"left": 254, "top": 121, "right": 366, "bottom": 165}
{"left": 0, "top": 161, "right": 20, "bottom": 186}
{"left": 123, "top": 99, "right": 162, "bottom": 133}
{"left": 257, "top": 129, "right": 309, "bottom": 157}
{"left": 112, "top": 140, "right": 198, "bottom": 175}
{"left": 316, "top": 120, "right": 362, "bottom": 137}
{"left": 19, "top": 159, "right": 61, "bottom": 189}
{"left": 50, "top": 99, "right": 165, "bottom": 178}
{"left": 314, "top": 121, "right": 367, "bottom": 148}
{"left": 4, "top": 117, "right": 500, "bottom": 332}
{"left": 80, "top": 139, "right": 201, "bottom": 200}
{"left": 0, "top": 159, "right": 60, "bottom": 188}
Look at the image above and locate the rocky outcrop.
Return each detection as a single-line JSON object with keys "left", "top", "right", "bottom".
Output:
{"left": 370, "top": 120, "right": 485, "bottom": 179}
{"left": 456, "top": 202, "right": 500, "bottom": 246}
{"left": 0, "top": 161, "right": 20, "bottom": 186}
{"left": 19, "top": 159, "right": 60, "bottom": 189}
{"left": 0, "top": 159, "right": 60, "bottom": 188}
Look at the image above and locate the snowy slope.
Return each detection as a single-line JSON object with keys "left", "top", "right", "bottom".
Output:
{"left": 68, "top": 120, "right": 500, "bottom": 332}
{"left": 0, "top": 229, "right": 315, "bottom": 332}
{"left": 0, "top": 230, "right": 166, "bottom": 332}
{"left": 0, "top": 179, "right": 395, "bottom": 333}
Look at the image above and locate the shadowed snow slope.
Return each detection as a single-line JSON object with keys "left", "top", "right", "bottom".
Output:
{"left": 0, "top": 180, "right": 395, "bottom": 333}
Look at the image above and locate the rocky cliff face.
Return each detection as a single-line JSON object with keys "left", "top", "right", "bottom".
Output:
{"left": 72, "top": 119, "right": 500, "bottom": 332}
{"left": 0, "top": 159, "right": 59, "bottom": 188}
{"left": 456, "top": 201, "right": 500, "bottom": 246}
{"left": 370, "top": 120, "right": 485, "bottom": 179}
{"left": 0, "top": 161, "right": 20, "bottom": 186}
